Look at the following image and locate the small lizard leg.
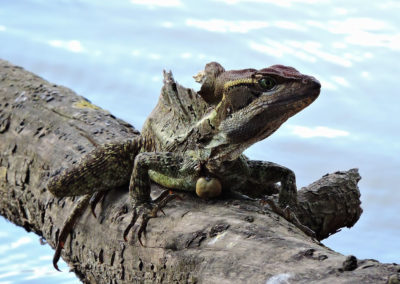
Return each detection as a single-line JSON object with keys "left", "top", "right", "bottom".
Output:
{"left": 125, "top": 152, "right": 197, "bottom": 243}
{"left": 246, "top": 160, "right": 297, "bottom": 207}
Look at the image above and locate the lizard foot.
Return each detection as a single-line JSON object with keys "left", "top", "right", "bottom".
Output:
{"left": 123, "top": 190, "right": 180, "bottom": 246}
{"left": 263, "top": 197, "right": 316, "bottom": 238}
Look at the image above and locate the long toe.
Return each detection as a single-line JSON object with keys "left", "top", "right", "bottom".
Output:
{"left": 123, "top": 209, "right": 139, "bottom": 242}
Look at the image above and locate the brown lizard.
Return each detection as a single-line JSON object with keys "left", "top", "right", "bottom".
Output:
{"left": 47, "top": 62, "right": 321, "bottom": 270}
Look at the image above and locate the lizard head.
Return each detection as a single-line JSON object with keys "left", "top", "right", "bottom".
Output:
{"left": 195, "top": 62, "right": 321, "bottom": 162}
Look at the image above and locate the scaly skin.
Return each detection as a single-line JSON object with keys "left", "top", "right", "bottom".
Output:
{"left": 48, "top": 62, "right": 321, "bottom": 270}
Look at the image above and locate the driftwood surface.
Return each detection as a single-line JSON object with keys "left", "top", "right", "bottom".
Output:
{"left": 0, "top": 59, "right": 398, "bottom": 283}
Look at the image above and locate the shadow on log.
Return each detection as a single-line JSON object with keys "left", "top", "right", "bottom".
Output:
{"left": 0, "top": 59, "right": 398, "bottom": 283}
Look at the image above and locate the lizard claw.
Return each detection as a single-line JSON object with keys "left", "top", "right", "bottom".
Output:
{"left": 53, "top": 241, "right": 64, "bottom": 272}
{"left": 89, "top": 191, "right": 107, "bottom": 218}
{"left": 123, "top": 190, "right": 180, "bottom": 245}
{"left": 123, "top": 208, "right": 139, "bottom": 242}
{"left": 53, "top": 194, "right": 91, "bottom": 271}
{"left": 263, "top": 197, "right": 316, "bottom": 238}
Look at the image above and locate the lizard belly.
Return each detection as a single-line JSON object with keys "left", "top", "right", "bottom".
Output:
{"left": 148, "top": 169, "right": 196, "bottom": 191}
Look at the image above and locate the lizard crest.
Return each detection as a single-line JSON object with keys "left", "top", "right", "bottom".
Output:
{"left": 144, "top": 62, "right": 320, "bottom": 171}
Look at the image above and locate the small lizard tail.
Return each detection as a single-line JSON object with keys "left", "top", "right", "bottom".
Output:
{"left": 47, "top": 136, "right": 144, "bottom": 197}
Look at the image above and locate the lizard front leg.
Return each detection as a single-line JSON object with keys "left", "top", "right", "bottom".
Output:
{"left": 246, "top": 160, "right": 315, "bottom": 237}
{"left": 246, "top": 160, "right": 297, "bottom": 207}
{"left": 124, "top": 152, "right": 199, "bottom": 244}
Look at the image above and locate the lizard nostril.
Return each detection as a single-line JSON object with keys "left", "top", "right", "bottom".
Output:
{"left": 303, "top": 77, "right": 321, "bottom": 89}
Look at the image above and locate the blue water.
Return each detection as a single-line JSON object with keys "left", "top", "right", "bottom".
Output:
{"left": 1, "top": 0, "right": 399, "bottom": 282}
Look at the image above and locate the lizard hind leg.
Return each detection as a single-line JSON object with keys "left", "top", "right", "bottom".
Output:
{"left": 49, "top": 138, "right": 143, "bottom": 270}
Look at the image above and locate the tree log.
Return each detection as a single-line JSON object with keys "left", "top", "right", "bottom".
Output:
{"left": 0, "top": 59, "right": 398, "bottom": 283}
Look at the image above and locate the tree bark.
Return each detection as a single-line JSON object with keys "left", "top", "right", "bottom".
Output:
{"left": 0, "top": 59, "right": 398, "bottom": 283}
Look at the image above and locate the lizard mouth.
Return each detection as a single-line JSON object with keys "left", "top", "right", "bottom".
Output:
{"left": 257, "top": 77, "right": 320, "bottom": 113}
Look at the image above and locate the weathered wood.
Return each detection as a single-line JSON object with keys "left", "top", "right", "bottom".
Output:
{"left": 0, "top": 59, "right": 398, "bottom": 283}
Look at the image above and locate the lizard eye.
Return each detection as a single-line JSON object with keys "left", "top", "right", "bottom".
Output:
{"left": 258, "top": 77, "right": 276, "bottom": 91}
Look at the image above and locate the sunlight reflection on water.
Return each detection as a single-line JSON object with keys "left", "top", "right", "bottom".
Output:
{"left": 0, "top": 218, "right": 78, "bottom": 283}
